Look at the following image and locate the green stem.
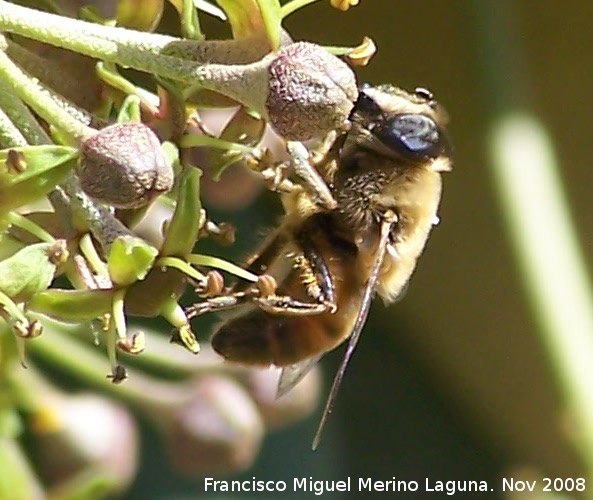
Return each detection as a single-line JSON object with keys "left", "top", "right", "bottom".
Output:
{"left": 156, "top": 256, "right": 206, "bottom": 282}
{"left": 0, "top": 104, "right": 26, "bottom": 148}
{"left": 6, "top": 360, "right": 60, "bottom": 412}
{"left": 187, "top": 253, "right": 258, "bottom": 282}
{"left": 5, "top": 39, "right": 103, "bottom": 128}
{"left": 27, "top": 319, "right": 192, "bottom": 412}
{"left": 0, "top": 1, "right": 177, "bottom": 56}
{"left": 470, "top": 1, "right": 593, "bottom": 487}
{"left": 0, "top": 77, "right": 51, "bottom": 146}
{"left": 181, "top": 0, "right": 204, "bottom": 40}
{"left": 179, "top": 133, "right": 257, "bottom": 153}
{"left": 0, "top": 36, "right": 93, "bottom": 142}
{"left": 0, "top": 2, "right": 273, "bottom": 115}
{"left": 0, "top": 437, "right": 45, "bottom": 499}
{"left": 111, "top": 288, "right": 127, "bottom": 340}
{"left": 119, "top": 328, "right": 223, "bottom": 378}
{"left": 6, "top": 213, "right": 55, "bottom": 243}
{"left": 78, "top": 233, "right": 109, "bottom": 279}
{"left": 59, "top": 175, "right": 134, "bottom": 253}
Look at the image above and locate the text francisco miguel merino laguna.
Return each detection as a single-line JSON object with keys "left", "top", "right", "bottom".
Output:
{"left": 203, "top": 477, "right": 490, "bottom": 495}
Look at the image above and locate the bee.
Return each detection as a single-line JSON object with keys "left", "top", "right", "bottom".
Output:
{"left": 189, "top": 84, "right": 452, "bottom": 448}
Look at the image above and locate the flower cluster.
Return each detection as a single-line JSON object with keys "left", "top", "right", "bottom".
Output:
{"left": 0, "top": 0, "right": 369, "bottom": 497}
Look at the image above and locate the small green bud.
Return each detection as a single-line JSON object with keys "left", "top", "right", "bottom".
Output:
{"left": 0, "top": 240, "right": 68, "bottom": 303}
{"left": 107, "top": 236, "right": 158, "bottom": 287}
{"left": 29, "top": 394, "right": 138, "bottom": 495}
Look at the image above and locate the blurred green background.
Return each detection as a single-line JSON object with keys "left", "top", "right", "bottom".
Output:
{"left": 125, "top": 0, "right": 593, "bottom": 498}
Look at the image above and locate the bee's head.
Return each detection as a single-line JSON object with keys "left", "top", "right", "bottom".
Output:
{"left": 348, "top": 84, "right": 452, "bottom": 163}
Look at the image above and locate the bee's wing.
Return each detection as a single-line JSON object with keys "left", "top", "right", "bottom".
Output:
{"left": 277, "top": 354, "right": 324, "bottom": 398}
{"left": 311, "top": 212, "right": 397, "bottom": 450}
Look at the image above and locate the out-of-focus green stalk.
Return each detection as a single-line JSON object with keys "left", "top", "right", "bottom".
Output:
{"left": 490, "top": 115, "right": 593, "bottom": 479}
{"left": 0, "top": 438, "right": 45, "bottom": 500}
{"left": 471, "top": 0, "right": 593, "bottom": 488}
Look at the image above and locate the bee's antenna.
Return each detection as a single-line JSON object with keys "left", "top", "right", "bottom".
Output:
{"left": 312, "top": 211, "right": 397, "bottom": 450}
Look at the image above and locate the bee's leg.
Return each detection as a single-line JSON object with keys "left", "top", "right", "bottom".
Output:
{"left": 247, "top": 139, "right": 337, "bottom": 209}
{"left": 286, "top": 141, "right": 336, "bottom": 210}
{"left": 255, "top": 229, "right": 337, "bottom": 316}
{"left": 187, "top": 270, "right": 330, "bottom": 319}
{"left": 187, "top": 228, "right": 292, "bottom": 320}
{"left": 243, "top": 227, "right": 289, "bottom": 276}
{"left": 186, "top": 290, "right": 252, "bottom": 319}
{"left": 246, "top": 149, "right": 298, "bottom": 194}
{"left": 255, "top": 294, "right": 332, "bottom": 316}
{"left": 189, "top": 220, "right": 338, "bottom": 319}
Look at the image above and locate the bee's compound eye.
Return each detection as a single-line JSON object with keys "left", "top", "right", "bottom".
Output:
{"left": 377, "top": 114, "right": 445, "bottom": 160}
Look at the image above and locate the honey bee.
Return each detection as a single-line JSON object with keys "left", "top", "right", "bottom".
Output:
{"left": 189, "top": 84, "right": 452, "bottom": 448}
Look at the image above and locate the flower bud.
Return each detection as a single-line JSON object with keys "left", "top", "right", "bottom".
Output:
{"left": 107, "top": 235, "right": 158, "bottom": 287}
{"left": 163, "top": 375, "right": 263, "bottom": 476}
{"left": 242, "top": 366, "right": 321, "bottom": 429}
{"left": 266, "top": 42, "right": 358, "bottom": 141}
{"left": 78, "top": 123, "right": 174, "bottom": 208}
{"left": 30, "top": 393, "right": 138, "bottom": 494}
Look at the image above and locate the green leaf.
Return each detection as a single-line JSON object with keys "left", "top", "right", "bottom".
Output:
{"left": 107, "top": 236, "right": 158, "bottom": 287}
{"left": 0, "top": 145, "right": 78, "bottom": 211}
{"left": 28, "top": 289, "right": 114, "bottom": 322}
{"left": 160, "top": 168, "right": 202, "bottom": 257}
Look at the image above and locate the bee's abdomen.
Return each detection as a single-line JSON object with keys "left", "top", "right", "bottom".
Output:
{"left": 211, "top": 306, "right": 353, "bottom": 367}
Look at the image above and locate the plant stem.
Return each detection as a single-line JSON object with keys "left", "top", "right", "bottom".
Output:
{"left": 187, "top": 253, "right": 258, "bottom": 282}
{"left": 59, "top": 176, "right": 134, "bottom": 253}
{"left": 27, "top": 319, "right": 192, "bottom": 412}
{"left": 0, "top": 1, "right": 177, "bottom": 56}
{"left": 0, "top": 36, "right": 93, "bottom": 142}
{"left": 0, "top": 2, "right": 273, "bottom": 114}
{"left": 0, "top": 79, "right": 51, "bottom": 146}
{"left": 6, "top": 213, "right": 55, "bottom": 243}
{"left": 0, "top": 104, "right": 26, "bottom": 148}
{"left": 281, "top": 0, "right": 320, "bottom": 18}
